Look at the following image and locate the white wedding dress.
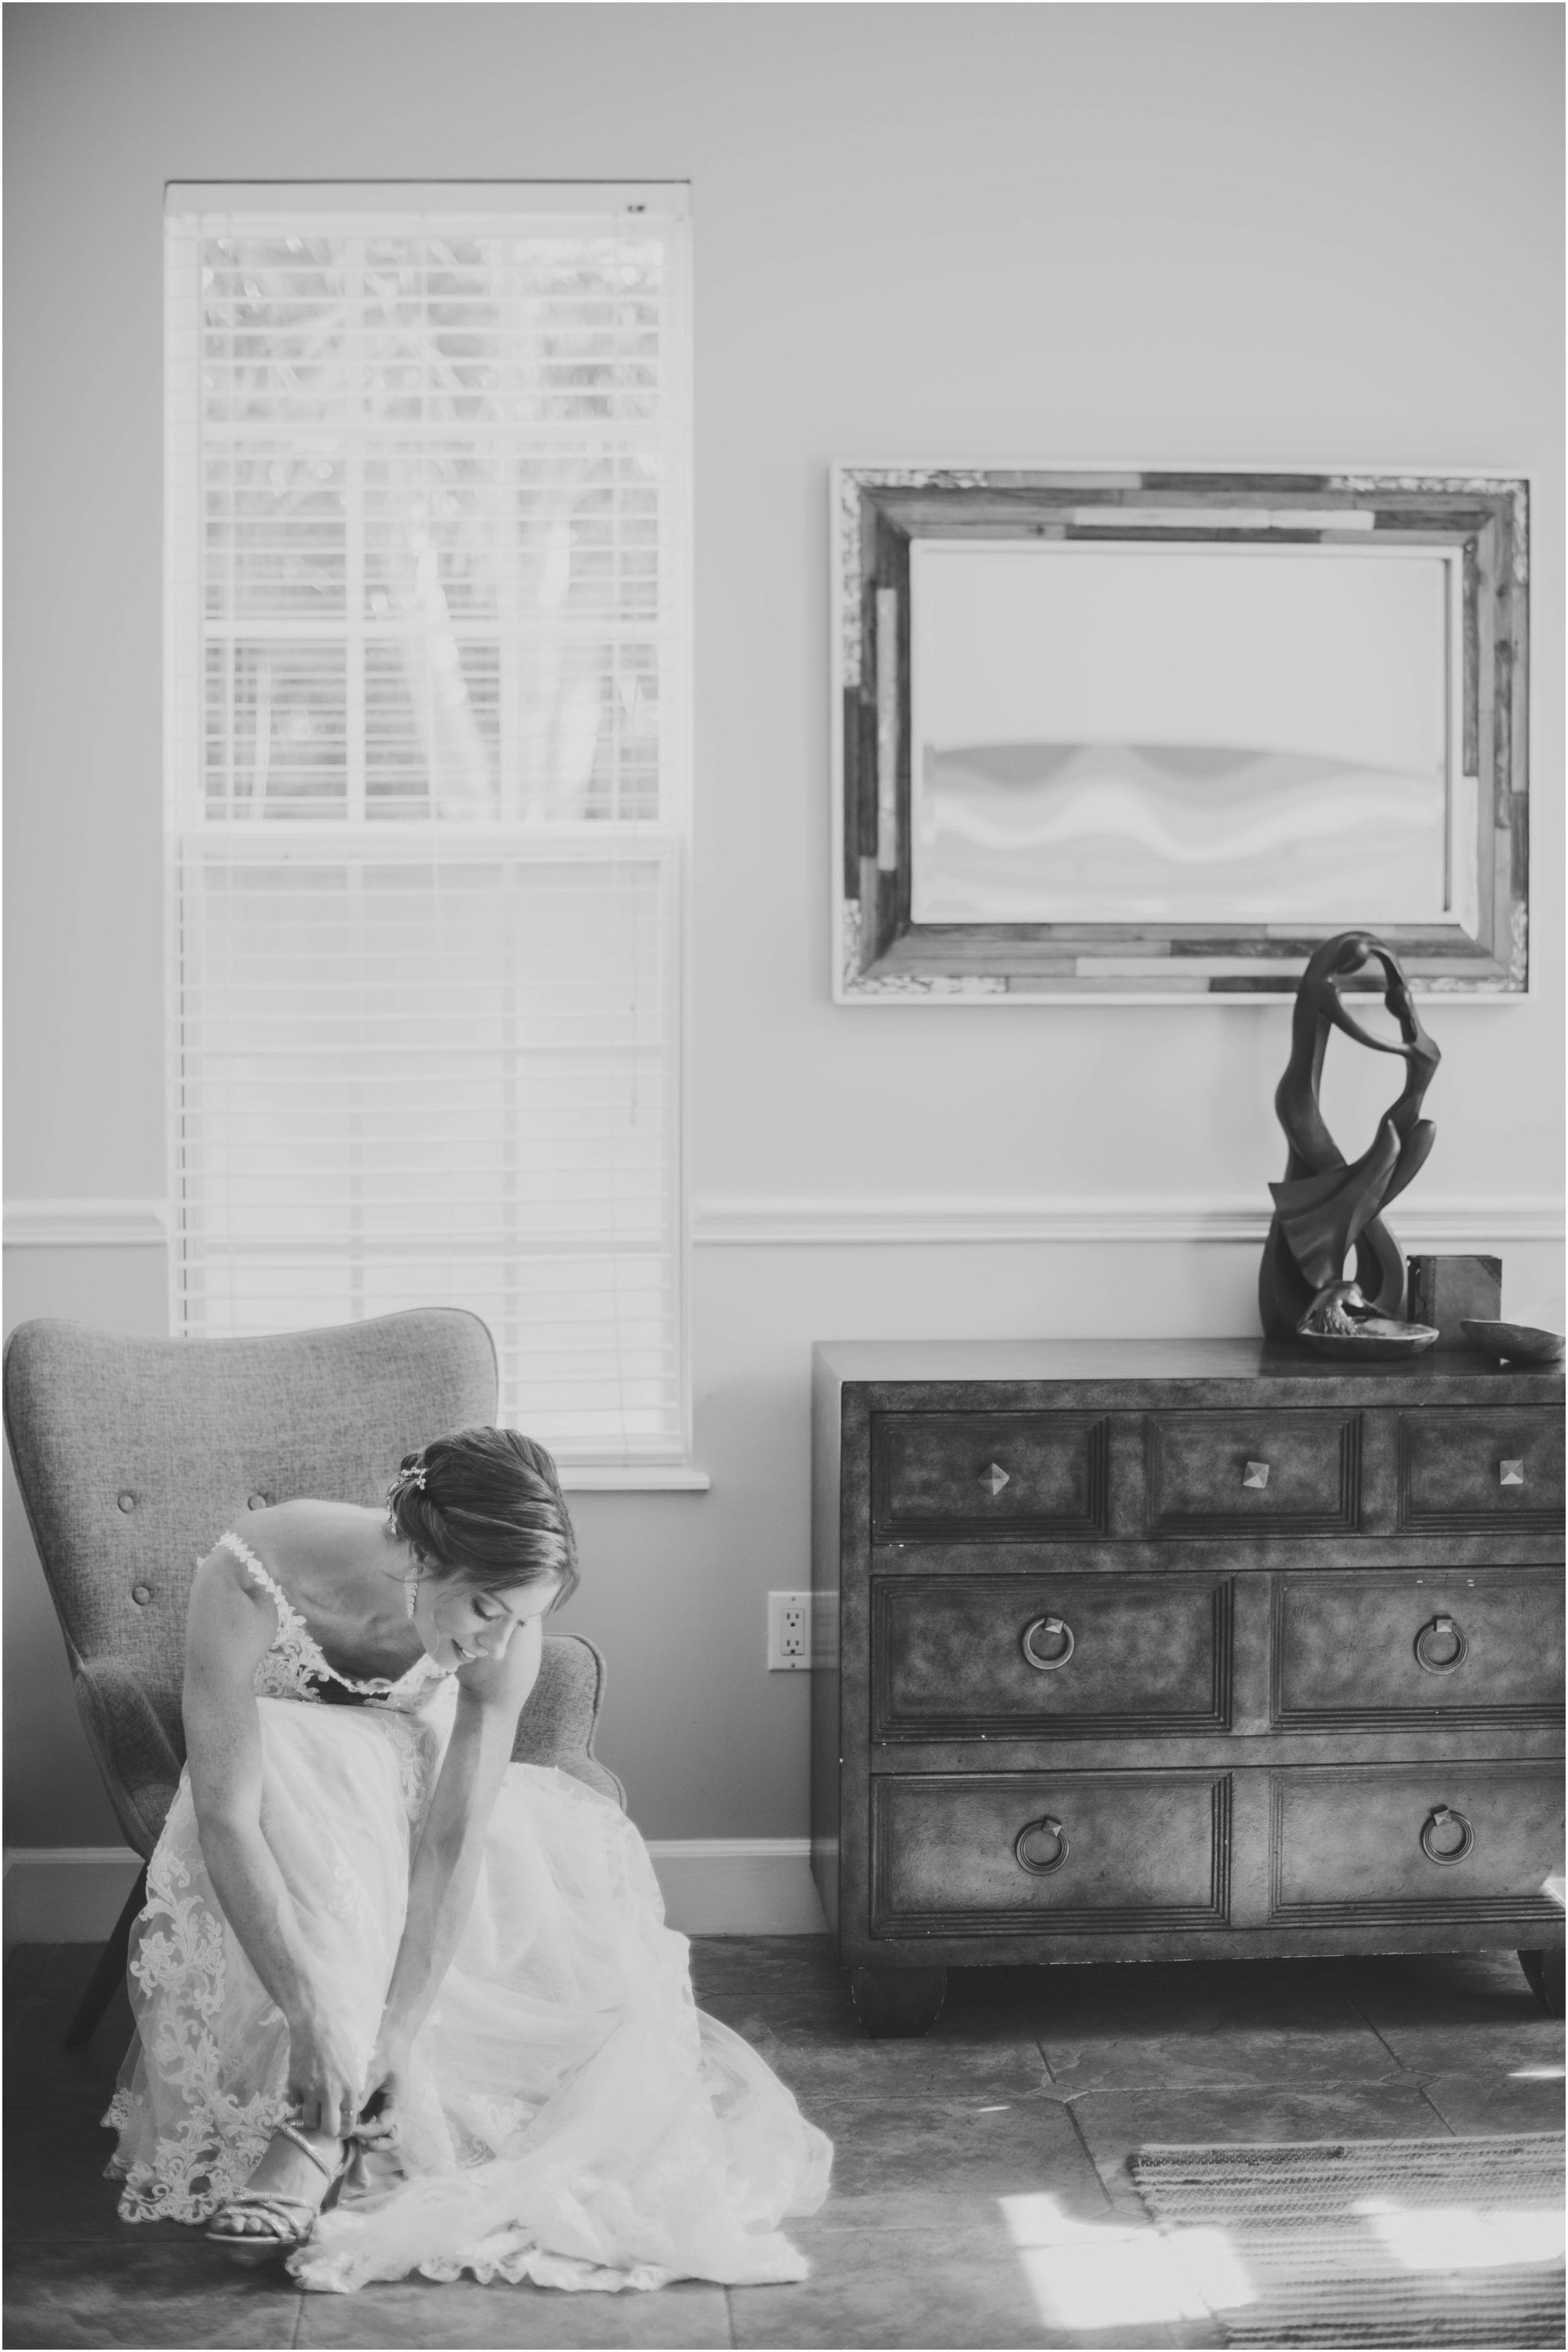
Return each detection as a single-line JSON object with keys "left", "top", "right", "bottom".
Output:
{"left": 104, "top": 1531, "right": 831, "bottom": 2295}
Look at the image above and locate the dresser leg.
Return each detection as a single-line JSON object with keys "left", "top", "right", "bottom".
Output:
{"left": 1518, "top": 1948, "right": 1565, "bottom": 2016}
{"left": 849, "top": 1965, "right": 948, "bottom": 2037}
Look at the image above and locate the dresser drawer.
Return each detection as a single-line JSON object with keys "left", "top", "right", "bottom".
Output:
{"left": 1272, "top": 1571, "right": 1564, "bottom": 1727}
{"left": 872, "top": 1412, "right": 1109, "bottom": 1540}
{"left": 1269, "top": 1765, "right": 1564, "bottom": 1922}
{"left": 1397, "top": 1407, "right": 1565, "bottom": 1532}
{"left": 872, "top": 1574, "right": 1231, "bottom": 1739}
{"left": 872, "top": 1771, "right": 1230, "bottom": 1933}
{"left": 1145, "top": 1411, "right": 1360, "bottom": 1535}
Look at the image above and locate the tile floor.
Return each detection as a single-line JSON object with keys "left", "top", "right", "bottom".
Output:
{"left": 5, "top": 1936, "right": 1563, "bottom": 2350}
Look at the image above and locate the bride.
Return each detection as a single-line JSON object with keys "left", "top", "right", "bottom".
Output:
{"left": 104, "top": 1425, "right": 831, "bottom": 2295}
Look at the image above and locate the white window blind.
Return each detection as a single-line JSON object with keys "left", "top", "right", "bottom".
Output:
{"left": 165, "top": 186, "right": 691, "bottom": 1467}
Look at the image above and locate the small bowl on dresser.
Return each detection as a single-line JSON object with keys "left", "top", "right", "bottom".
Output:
{"left": 1295, "top": 1323, "right": 1439, "bottom": 1363}
{"left": 1459, "top": 1319, "right": 1566, "bottom": 1366}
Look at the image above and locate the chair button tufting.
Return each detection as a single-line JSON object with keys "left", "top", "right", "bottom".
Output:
{"left": 117, "top": 1493, "right": 136, "bottom": 1512}
{"left": 247, "top": 1493, "right": 267, "bottom": 1510}
{"left": 131, "top": 1584, "right": 152, "bottom": 1606}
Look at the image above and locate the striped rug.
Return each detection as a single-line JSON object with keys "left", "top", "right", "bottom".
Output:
{"left": 1129, "top": 2136, "right": 1565, "bottom": 2348}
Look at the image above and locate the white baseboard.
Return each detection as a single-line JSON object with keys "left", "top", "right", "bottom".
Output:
{"left": 3, "top": 1838, "right": 824, "bottom": 1949}
{"left": 645, "top": 1839, "right": 824, "bottom": 1935}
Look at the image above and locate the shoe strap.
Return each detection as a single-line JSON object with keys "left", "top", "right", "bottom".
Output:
{"left": 214, "top": 2191, "right": 320, "bottom": 2228}
{"left": 274, "top": 2119, "right": 340, "bottom": 2180}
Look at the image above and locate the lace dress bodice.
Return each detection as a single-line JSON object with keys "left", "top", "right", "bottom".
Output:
{"left": 216, "top": 1529, "right": 453, "bottom": 1712}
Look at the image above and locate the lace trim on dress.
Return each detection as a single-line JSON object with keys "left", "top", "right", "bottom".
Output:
{"left": 105, "top": 1835, "right": 285, "bottom": 2223}
{"left": 216, "top": 1529, "right": 451, "bottom": 1710}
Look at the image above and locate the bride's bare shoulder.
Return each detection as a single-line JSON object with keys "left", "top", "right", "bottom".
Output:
{"left": 189, "top": 1498, "right": 370, "bottom": 1636}
{"left": 240, "top": 1497, "right": 377, "bottom": 1547}
{"left": 190, "top": 1500, "right": 314, "bottom": 1577}
{"left": 230, "top": 1498, "right": 386, "bottom": 1592}
{"left": 245, "top": 1496, "right": 362, "bottom": 1530}
{"left": 192, "top": 1501, "right": 352, "bottom": 1590}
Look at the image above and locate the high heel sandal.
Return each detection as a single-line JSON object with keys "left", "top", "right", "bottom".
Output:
{"left": 205, "top": 2120, "right": 347, "bottom": 2264}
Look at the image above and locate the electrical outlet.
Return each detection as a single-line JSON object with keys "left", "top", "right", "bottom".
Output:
{"left": 767, "top": 1591, "right": 813, "bottom": 1670}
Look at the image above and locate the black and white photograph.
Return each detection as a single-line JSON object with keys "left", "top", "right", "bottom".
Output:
{"left": 4, "top": 5, "right": 1563, "bottom": 2349}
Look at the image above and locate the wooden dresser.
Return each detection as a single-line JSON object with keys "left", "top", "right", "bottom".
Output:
{"left": 811, "top": 1340, "right": 1565, "bottom": 2033}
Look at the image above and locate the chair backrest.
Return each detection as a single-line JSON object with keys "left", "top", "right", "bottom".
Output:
{"left": 5, "top": 1308, "right": 499, "bottom": 1756}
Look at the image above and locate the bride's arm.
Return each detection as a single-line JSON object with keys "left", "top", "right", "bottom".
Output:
{"left": 361, "top": 1617, "right": 543, "bottom": 2099}
{"left": 183, "top": 1552, "right": 365, "bottom": 2137}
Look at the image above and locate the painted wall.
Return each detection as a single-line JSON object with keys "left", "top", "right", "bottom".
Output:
{"left": 5, "top": 2, "right": 1563, "bottom": 1847}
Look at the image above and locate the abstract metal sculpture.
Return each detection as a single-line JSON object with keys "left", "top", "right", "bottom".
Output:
{"left": 1259, "top": 932, "right": 1441, "bottom": 1352}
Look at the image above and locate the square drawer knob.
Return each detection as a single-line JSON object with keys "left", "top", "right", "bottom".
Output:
{"left": 1499, "top": 1459, "right": 1526, "bottom": 1486}
{"left": 1242, "top": 1460, "right": 1271, "bottom": 1490}
{"left": 978, "top": 1462, "right": 1011, "bottom": 1497}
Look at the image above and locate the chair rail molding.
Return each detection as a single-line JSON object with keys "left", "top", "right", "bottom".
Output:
{"left": 4, "top": 1200, "right": 171, "bottom": 1249}
{"left": 10, "top": 1193, "right": 1559, "bottom": 1254}
{"left": 9, "top": 1195, "right": 1561, "bottom": 1251}
{"left": 691, "top": 1194, "right": 1564, "bottom": 1247}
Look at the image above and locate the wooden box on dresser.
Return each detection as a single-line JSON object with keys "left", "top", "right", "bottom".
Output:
{"left": 811, "top": 1339, "right": 1565, "bottom": 2034}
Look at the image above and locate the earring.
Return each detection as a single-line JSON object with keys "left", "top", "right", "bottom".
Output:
{"left": 404, "top": 1569, "right": 419, "bottom": 1621}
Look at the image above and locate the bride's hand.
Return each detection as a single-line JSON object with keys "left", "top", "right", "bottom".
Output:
{"left": 285, "top": 2003, "right": 364, "bottom": 2140}
{"left": 354, "top": 2033, "right": 412, "bottom": 2149}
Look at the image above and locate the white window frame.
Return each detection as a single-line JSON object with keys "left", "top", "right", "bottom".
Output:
{"left": 164, "top": 181, "right": 702, "bottom": 1486}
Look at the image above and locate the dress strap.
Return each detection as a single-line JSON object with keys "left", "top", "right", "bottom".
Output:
{"left": 214, "top": 1527, "right": 403, "bottom": 1697}
{"left": 217, "top": 1528, "right": 297, "bottom": 1635}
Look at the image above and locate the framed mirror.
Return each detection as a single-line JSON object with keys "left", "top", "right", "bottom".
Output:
{"left": 831, "top": 466, "right": 1528, "bottom": 1000}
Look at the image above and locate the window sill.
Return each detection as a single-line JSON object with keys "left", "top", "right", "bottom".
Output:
{"left": 556, "top": 1466, "right": 711, "bottom": 1493}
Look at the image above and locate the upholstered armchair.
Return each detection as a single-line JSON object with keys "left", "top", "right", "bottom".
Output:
{"left": 4, "top": 1307, "right": 621, "bottom": 2046}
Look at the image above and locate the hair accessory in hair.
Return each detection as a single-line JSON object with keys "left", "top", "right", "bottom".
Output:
{"left": 390, "top": 1462, "right": 427, "bottom": 1504}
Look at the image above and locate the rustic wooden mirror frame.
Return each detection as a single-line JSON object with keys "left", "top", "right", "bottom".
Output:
{"left": 831, "top": 466, "right": 1528, "bottom": 1001}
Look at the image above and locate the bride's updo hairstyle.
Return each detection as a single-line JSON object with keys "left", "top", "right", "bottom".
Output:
{"left": 387, "top": 1426, "right": 578, "bottom": 1609}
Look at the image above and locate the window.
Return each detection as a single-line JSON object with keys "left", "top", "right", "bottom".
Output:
{"left": 165, "top": 184, "right": 694, "bottom": 1475}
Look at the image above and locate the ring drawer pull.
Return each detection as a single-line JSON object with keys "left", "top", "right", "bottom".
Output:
{"left": 1420, "top": 1805, "right": 1474, "bottom": 1866}
{"left": 1499, "top": 1458, "right": 1526, "bottom": 1486}
{"left": 1414, "top": 1615, "right": 1468, "bottom": 1675}
{"left": 1242, "top": 1460, "right": 1271, "bottom": 1490}
{"left": 1020, "top": 1615, "right": 1075, "bottom": 1671}
{"left": 1014, "top": 1816, "right": 1069, "bottom": 1875}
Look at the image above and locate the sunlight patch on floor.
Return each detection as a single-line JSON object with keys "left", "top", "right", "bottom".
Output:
{"left": 1000, "top": 2191, "right": 1254, "bottom": 2330}
{"left": 1355, "top": 2199, "right": 1566, "bottom": 2273}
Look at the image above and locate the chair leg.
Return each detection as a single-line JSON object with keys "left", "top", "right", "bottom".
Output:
{"left": 64, "top": 1867, "right": 147, "bottom": 2051}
